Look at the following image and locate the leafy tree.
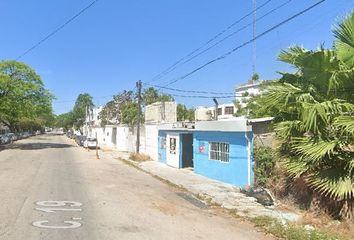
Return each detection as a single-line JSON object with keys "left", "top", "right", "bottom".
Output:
{"left": 177, "top": 104, "right": 195, "bottom": 121}
{"left": 99, "top": 90, "right": 134, "bottom": 126}
{"left": 54, "top": 112, "right": 74, "bottom": 130}
{"left": 142, "top": 87, "right": 174, "bottom": 105}
{"left": 251, "top": 73, "right": 260, "bottom": 82}
{"left": 0, "top": 60, "right": 54, "bottom": 131}
{"left": 99, "top": 87, "right": 174, "bottom": 127}
{"left": 72, "top": 93, "right": 94, "bottom": 129}
{"left": 252, "top": 11, "right": 354, "bottom": 219}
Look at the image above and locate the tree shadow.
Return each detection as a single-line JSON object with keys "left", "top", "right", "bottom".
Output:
{"left": 2, "top": 142, "right": 73, "bottom": 150}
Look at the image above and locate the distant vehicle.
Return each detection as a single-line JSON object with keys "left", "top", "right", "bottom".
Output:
{"left": 0, "top": 134, "right": 10, "bottom": 145}
{"left": 75, "top": 135, "right": 87, "bottom": 146}
{"left": 6, "top": 133, "right": 17, "bottom": 142}
{"left": 84, "top": 137, "right": 98, "bottom": 149}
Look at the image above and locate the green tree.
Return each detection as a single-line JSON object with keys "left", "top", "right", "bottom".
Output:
{"left": 54, "top": 112, "right": 74, "bottom": 130}
{"left": 0, "top": 60, "right": 54, "bottom": 131}
{"left": 177, "top": 104, "right": 195, "bottom": 121}
{"left": 98, "top": 90, "right": 134, "bottom": 126}
{"left": 252, "top": 11, "right": 354, "bottom": 218}
{"left": 142, "top": 87, "right": 174, "bottom": 105}
{"left": 72, "top": 93, "right": 94, "bottom": 129}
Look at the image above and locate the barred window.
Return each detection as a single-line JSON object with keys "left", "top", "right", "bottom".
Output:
{"left": 224, "top": 106, "right": 234, "bottom": 115}
{"left": 209, "top": 142, "right": 229, "bottom": 162}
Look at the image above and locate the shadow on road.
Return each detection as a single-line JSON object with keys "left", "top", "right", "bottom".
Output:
{"left": 1, "top": 142, "right": 73, "bottom": 151}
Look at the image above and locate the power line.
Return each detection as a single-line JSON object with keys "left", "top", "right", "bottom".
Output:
{"left": 16, "top": 0, "right": 100, "bottom": 60}
{"left": 168, "top": 93, "right": 237, "bottom": 99}
{"left": 165, "top": 0, "right": 293, "bottom": 77}
{"left": 160, "top": 0, "right": 325, "bottom": 87}
{"left": 147, "top": 0, "right": 273, "bottom": 84}
{"left": 144, "top": 82, "right": 235, "bottom": 95}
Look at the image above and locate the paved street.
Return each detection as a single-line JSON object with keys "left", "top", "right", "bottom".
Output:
{"left": 0, "top": 134, "right": 270, "bottom": 240}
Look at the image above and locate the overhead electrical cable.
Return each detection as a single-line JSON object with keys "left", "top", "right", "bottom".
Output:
{"left": 144, "top": 82, "right": 235, "bottom": 95}
{"left": 16, "top": 0, "right": 99, "bottom": 60}
{"left": 159, "top": 0, "right": 326, "bottom": 87}
{"left": 147, "top": 0, "right": 273, "bottom": 83}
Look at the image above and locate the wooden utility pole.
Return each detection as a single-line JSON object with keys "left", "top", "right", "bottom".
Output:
{"left": 136, "top": 80, "right": 142, "bottom": 153}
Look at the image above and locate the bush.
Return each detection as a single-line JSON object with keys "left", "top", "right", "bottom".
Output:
{"left": 129, "top": 153, "right": 150, "bottom": 162}
{"left": 254, "top": 146, "right": 275, "bottom": 186}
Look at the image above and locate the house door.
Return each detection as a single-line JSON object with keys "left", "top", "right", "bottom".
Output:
{"left": 181, "top": 133, "right": 193, "bottom": 168}
{"left": 166, "top": 133, "right": 180, "bottom": 168}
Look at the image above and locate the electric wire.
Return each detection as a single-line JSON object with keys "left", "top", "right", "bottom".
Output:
{"left": 152, "top": 0, "right": 292, "bottom": 84}
{"left": 144, "top": 82, "right": 235, "bottom": 95}
{"left": 159, "top": 0, "right": 326, "bottom": 88}
{"left": 16, "top": 0, "right": 99, "bottom": 60}
{"left": 147, "top": 0, "right": 273, "bottom": 84}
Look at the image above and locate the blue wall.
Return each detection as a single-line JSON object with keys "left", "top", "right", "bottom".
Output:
{"left": 193, "top": 131, "right": 251, "bottom": 187}
{"left": 158, "top": 131, "right": 167, "bottom": 164}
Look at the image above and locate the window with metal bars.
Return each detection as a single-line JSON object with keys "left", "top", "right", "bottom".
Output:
{"left": 209, "top": 142, "right": 229, "bottom": 163}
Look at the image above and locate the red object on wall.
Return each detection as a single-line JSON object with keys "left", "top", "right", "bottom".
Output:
{"left": 199, "top": 144, "right": 205, "bottom": 153}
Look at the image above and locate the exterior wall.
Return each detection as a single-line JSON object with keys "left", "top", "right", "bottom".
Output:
{"left": 116, "top": 126, "right": 132, "bottom": 152}
{"left": 145, "top": 102, "right": 177, "bottom": 124}
{"left": 193, "top": 131, "right": 252, "bottom": 187}
{"left": 158, "top": 131, "right": 167, "bottom": 163}
{"left": 143, "top": 124, "right": 159, "bottom": 161}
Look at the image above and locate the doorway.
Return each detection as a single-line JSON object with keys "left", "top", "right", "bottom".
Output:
{"left": 181, "top": 133, "right": 193, "bottom": 168}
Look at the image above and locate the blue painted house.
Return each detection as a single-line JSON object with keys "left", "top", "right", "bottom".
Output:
{"left": 158, "top": 120, "right": 254, "bottom": 187}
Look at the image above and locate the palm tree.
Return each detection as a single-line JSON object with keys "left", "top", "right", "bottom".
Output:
{"left": 254, "top": 11, "right": 354, "bottom": 219}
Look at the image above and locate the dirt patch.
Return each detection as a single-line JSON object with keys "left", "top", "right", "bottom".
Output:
{"left": 150, "top": 202, "right": 178, "bottom": 216}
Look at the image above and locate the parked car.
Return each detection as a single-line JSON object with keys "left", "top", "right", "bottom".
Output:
{"left": 77, "top": 135, "right": 87, "bottom": 146}
{"left": 0, "top": 134, "right": 10, "bottom": 145}
{"left": 74, "top": 135, "right": 87, "bottom": 146}
{"left": 6, "top": 133, "right": 17, "bottom": 141}
{"left": 83, "top": 137, "right": 98, "bottom": 149}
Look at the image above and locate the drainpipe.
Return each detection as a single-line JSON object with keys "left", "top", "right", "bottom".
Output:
{"left": 245, "top": 132, "right": 252, "bottom": 186}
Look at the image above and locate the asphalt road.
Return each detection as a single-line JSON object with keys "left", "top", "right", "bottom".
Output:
{"left": 0, "top": 134, "right": 271, "bottom": 240}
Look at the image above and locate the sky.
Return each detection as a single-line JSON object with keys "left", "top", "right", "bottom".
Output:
{"left": 1, "top": 0, "right": 354, "bottom": 114}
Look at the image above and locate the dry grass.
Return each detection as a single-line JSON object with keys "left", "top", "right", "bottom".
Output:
{"left": 250, "top": 216, "right": 344, "bottom": 240}
{"left": 129, "top": 153, "right": 151, "bottom": 162}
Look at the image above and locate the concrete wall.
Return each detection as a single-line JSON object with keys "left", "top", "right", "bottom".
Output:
{"left": 91, "top": 124, "right": 160, "bottom": 161}
{"left": 145, "top": 102, "right": 177, "bottom": 124}
{"left": 193, "top": 131, "right": 252, "bottom": 187}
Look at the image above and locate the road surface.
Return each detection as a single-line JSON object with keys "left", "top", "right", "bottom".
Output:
{"left": 0, "top": 134, "right": 271, "bottom": 240}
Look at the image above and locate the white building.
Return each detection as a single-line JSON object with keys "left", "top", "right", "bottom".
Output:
{"left": 83, "top": 106, "right": 103, "bottom": 137}
{"left": 234, "top": 81, "right": 263, "bottom": 108}
{"left": 195, "top": 103, "right": 238, "bottom": 121}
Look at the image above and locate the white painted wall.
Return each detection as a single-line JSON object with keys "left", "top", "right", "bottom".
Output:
{"left": 88, "top": 123, "right": 160, "bottom": 161}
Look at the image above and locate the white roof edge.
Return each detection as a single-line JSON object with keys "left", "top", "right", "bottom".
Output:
{"left": 248, "top": 117, "right": 274, "bottom": 123}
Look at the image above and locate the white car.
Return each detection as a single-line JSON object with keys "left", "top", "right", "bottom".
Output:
{"left": 83, "top": 137, "right": 98, "bottom": 149}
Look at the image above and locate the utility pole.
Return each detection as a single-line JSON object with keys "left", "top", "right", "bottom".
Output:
{"left": 136, "top": 80, "right": 142, "bottom": 153}
{"left": 213, "top": 98, "right": 219, "bottom": 121}
{"left": 252, "top": 0, "right": 257, "bottom": 77}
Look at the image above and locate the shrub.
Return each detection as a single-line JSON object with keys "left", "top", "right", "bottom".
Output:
{"left": 129, "top": 153, "right": 150, "bottom": 162}
{"left": 254, "top": 146, "right": 275, "bottom": 186}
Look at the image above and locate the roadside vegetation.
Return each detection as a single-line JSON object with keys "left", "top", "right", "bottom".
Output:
{"left": 0, "top": 60, "right": 54, "bottom": 132}
{"left": 247, "top": 11, "right": 354, "bottom": 225}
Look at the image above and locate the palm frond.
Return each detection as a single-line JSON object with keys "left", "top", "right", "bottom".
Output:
{"left": 307, "top": 167, "right": 354, "bottom": 200}
{"left": 333, "top": 10, "right": 354, "bottom": 67}
{"left": 334, "top": 116, "right": 354, "bottom": 136}
{"left": 291, "top": 137, "right": 339, "bottom": 162}
{"left": 274, "top": 120, "right": 303, "bottom": 140}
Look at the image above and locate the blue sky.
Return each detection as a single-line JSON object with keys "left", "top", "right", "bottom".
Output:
{"left": 1, "top": 0, "right": 354, "bottom": 114}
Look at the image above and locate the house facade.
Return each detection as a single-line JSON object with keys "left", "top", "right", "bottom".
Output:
{"left": 158, "top": 120, "right": 254, "bottom": 187}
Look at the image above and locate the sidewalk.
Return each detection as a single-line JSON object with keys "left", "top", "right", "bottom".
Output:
{"left": 102, "top": 149, "right": 300, "bottom": 223}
